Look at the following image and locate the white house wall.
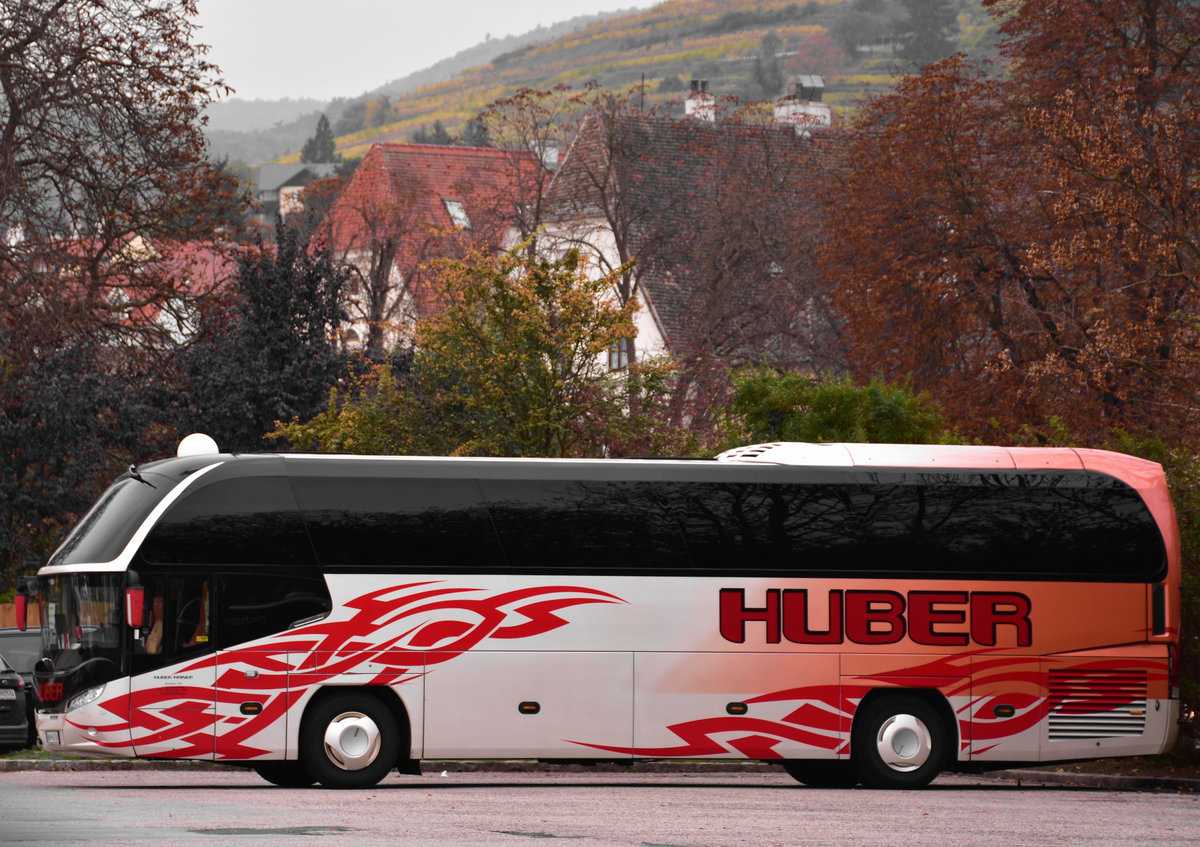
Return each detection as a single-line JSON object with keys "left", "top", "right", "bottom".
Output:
{"left": 539, "top": 216, "right": 668, "bottom": 366}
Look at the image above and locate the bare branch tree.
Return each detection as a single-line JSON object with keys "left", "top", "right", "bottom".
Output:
{"left": 0, "top": 0, "right": 234, "bottom": 344}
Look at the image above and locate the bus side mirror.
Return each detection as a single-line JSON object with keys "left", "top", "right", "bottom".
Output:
{"left": 14, "top": 593, "right": 27, "bottom": 632}
{"left": 125, "top": 586, "right": 145, "bottom": 629}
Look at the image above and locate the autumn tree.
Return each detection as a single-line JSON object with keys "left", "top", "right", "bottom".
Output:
{"left": 475, "top": 84, "right": 588, "bottom": 250}
{"left": 789, "top": 31, "right": 848, "bottom": 81}
{"left": 0, "top": 0, "right": 235, "bottom": 588}
{"left": 274, "top": 246, "right": 691, "bottom": 458}
{"left": 541, "top": 88, "right": 677, "bottom": 312}
{"left": 666, "top": 110, "right": 844, "bottom": 426}
{"left": 822, "top": 0, "right": 1200, "bottom": 446}
{"left": 543, "top": 94, "right": 842, "bottom": 430}
{"left": 0, "top": 0, "right": 234, "bottom": 344}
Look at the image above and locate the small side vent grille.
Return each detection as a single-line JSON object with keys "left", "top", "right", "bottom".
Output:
{"left": 716, "top": 443, "right": 784, "bottom": 462}
{"left": 1048, "top": 670, "right": 1147, "bottom": 740}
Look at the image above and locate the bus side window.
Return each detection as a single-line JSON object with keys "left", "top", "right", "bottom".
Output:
{"left": 133, "top": 575, "right": 214, "bottom": 672}
{"left": 216, "top": 573, "right": 331, "bottom": 649}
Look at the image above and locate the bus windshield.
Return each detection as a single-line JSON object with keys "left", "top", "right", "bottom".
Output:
{"left": 48, "top": 474, "right": 172, "bottom": 568}
{"left": 37, "top": 573, "right": 128, "bottom": 705}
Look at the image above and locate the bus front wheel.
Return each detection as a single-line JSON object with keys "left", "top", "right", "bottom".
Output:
{"left": 301, "top": 691, "right": 400, "bottom": 789}
{"left": 851, "top": 693, "right": 948, "bottom": 789}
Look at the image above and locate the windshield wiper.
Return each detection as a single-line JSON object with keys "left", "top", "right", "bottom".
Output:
{"left": 128, "top": 465, "right": 156, "bottom": 489}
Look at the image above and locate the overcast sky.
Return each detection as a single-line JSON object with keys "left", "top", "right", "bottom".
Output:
{"left": 194, "top": 1, "right": 662, "bottom": 102}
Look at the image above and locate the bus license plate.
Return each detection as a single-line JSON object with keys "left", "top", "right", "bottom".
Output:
{"left": 0, "top": 689, "right": 14, "bottom": 700}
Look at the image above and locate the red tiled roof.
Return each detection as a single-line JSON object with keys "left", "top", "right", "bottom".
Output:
{"left": 327, "top": 142, "right": 543, "bottom": 314}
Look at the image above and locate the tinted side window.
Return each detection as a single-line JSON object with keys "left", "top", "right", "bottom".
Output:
{"left": 131, "top": 574, "right": 213, "bottom": 675}
{"left": 140, "top": 477, "right": 315, "bottom": 566}
{"left": 292, "top": 476, "right": 503, "bottom": 569}
{"left": 480, "top": 479, "right": 692, "bottom": 570}
{"left": 216, "top": 572, "right": 331, "bottom": 648}
{"left": 678, "top": 472, "right": 1164, "bottom": 580}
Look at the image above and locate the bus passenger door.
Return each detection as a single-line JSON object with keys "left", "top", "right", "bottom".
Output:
{"left": 423, "top": 652, "right": 633, "bottom": 759}
{"left": 209, "top": 572, "right": 336, "bottom": 762}
{"left": 128, "top": 575, "right": 217, "bottom": 759}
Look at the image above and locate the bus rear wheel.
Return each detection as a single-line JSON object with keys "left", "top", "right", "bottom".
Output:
{"left": 781, "top": 760, "right": 858, "bottom": 788}
{"left": 851, "top": 693, "right": 948, "bottom": 789}
{"left": 301, "top": 691, "right": 400, "bottom": 789}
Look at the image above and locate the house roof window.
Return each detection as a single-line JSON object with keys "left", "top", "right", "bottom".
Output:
{"left": 443, "top": 198, "right": 471, "bottom": 230}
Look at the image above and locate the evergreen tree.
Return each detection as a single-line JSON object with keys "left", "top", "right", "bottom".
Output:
{"left": 752, "top": 32, "right": 786, "bottom": 98}
{"left": 899, "top": 0, "right": 960, "bottom": 67}
{"left": 727, "top": 370, "right": 951, "bottom": 446}
{"left": 429, "top": 120, "right": 452, "bottom": 145}
{"left": 178, "top": 221, "right": 350, "bottom": 452}
{"left": 300, "top": 114, "right": 337, "bottom": 163}
{"left": 457, "top": 118, "right": 492, "bottom": 147}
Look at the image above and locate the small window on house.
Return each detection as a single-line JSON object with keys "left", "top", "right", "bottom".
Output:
{"left": 443, "top": 199, "right": 471, "bottom": 230}
{"left": 608, "top": 337, "right": 634, "bottom": 371}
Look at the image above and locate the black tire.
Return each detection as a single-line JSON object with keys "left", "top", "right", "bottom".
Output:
{"left": 781, "top": 760, "right": 858, "bottom": 788}
{"left": 300, "top": 691, "right": 400, "bottom": 789}
{"left": 851, "top": 693, "right": 949, "bottom": 789}
{"left": 253, "top": 761, "right": 317, "bottom": 788}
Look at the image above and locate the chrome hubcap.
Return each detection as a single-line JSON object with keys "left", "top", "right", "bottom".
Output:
{"left": 875, "top": 713, "right": 933, "bottom": 773}
{"left": 323, "top": 711, "right": 382, "bottom": 771}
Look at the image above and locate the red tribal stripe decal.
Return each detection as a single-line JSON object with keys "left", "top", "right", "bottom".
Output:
{"left": 73, "top": 582, "right": 624, "bottom": 759}
{"left": 572, "top": 652, "right": 1167, "bottom": 760}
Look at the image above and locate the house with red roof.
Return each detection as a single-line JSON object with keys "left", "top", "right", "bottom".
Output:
{"left": 323, "top": 142, "right": 544, "bottom": 358}
{"left": 9, "top": 232, "right": 243, "bottom": 348}
{"left": 540, "top": 96, "right": 844, "bottom": 413}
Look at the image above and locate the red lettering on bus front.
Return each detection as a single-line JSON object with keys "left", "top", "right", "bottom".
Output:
{"left": 719, "top": 588, "right": 1032, "bottom": 647}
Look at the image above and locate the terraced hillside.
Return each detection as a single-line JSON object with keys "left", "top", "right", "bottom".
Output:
{"left": 233, "top": 0, "right": 999, "bottom": 164}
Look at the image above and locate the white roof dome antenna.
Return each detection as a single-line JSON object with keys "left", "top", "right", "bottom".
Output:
{"left": 177, "top": 433, "right": 220, "bottom": 458}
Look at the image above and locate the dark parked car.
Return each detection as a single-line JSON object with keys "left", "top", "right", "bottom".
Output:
{"left": 0, "top": 652, "right": 29, "bottom": 751}
{"left": 0, "top": 628, "right": 40, "bottom": 748}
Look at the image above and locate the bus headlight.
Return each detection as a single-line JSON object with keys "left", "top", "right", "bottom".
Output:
{"left": 66, "top": 684, "right": 105, "bottom": 712}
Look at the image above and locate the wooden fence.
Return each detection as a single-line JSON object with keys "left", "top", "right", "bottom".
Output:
{"left": 0, "top": 603, "right": 41, "bottom": 629}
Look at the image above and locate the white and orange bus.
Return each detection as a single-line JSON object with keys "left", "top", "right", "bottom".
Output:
{"left": 24, "top": 438, "right": 1180, "bottom": 788}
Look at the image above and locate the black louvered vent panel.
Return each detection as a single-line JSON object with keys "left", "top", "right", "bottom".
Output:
{"left": 1048, "top": 670, "right": 1147, "bottom": 740}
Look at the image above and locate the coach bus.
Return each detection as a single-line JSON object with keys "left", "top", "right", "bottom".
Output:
{"left": 24, "top": 436, "right": 1180, "bottom": 789}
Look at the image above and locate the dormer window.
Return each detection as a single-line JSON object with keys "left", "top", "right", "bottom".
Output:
{"left": 443, "top": 199, "right": 470, "bottom": 230}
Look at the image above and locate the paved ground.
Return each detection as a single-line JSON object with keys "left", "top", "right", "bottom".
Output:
{"left": 1, "top": 755, "right": 1197, "bottom": 792}
{"left": 3, "top": 767, "right": 1199, "bottom": 847}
